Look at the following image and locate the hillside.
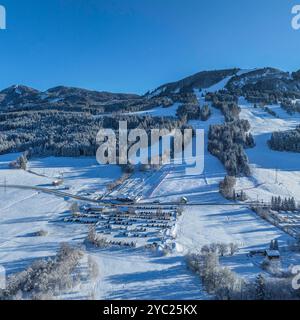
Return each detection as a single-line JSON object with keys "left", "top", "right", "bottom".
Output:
{"left": 1, "top": 67, "right": 300, "bottom": 300}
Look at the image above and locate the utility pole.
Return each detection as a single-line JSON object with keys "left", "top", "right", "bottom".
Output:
{"left": 275, "top": 168, "right": 278, "bottom": 184}
{"left": 4, "top": 177, "right": 7, "bottom": 193}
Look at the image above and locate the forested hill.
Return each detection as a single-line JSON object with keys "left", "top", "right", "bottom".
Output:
{"left": 1, "top": 67, "right": 300, "bottom": 161}
{"left": 1, "top": 67, "right": 300, "bottom": 113}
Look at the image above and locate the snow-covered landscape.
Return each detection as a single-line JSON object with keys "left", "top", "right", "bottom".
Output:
{"left": 1, "top": 68, "right": 300, "bottom": 300}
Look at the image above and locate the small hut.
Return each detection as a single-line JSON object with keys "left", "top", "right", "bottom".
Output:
{"left": 265, "top": 249, "right": 280, "bottom": 261}
{"left": 52, "top": 180, "right": 63, "bottom": 187}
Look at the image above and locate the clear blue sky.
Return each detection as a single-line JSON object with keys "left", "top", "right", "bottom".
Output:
{"left": 0, "top": 0, "right": 299, "bottom": 94}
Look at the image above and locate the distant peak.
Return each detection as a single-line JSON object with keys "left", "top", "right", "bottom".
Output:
{"left": 1, "top": 84, "right": 40, "bottom": 95}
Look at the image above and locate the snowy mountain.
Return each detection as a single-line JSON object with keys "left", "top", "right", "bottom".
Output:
{"left": 147, "top": 68, "right": 240, "bottom": 96}
{"left": 1, "top": 67, "right": 300, "bottom": 300}
{"left": 147, "top": 67, "right": 300, "bottom": 98}
{"left": 0, "top": 85, "right": 140, "bottom": 111}
{"left": 1, "top": 67, "right": 300, "bottom": 112}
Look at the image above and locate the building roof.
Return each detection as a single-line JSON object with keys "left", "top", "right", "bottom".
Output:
{"left": 266, "top": 249, "right": 280, "bottom": 258}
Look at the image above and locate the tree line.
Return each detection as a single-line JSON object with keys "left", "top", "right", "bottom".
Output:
{"left": 268, "top": 127, "right": 300, "bottom": 153}
{"left": 208, "top": 120, "right": 255, "bottom": 176}
{"left": 0, "top": 110, "right": 190, "bottom": 159}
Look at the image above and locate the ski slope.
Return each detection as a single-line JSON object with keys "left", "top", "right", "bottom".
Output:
{"left": 149, "top": 141, "right": 296, "bottom": 279}
{"left": 237, "top": 99, "right": 300, "bottom": 203}
{"left": 1, "top": 87, "right": 300, "bottom": 298}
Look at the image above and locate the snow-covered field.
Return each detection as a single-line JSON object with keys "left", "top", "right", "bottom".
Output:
{"left": 1, "top": 78, "right": 300, "bottom": 299}
{"left": 0, "top": 154, "right": 205, "bottom": 299}
{"left": 149, "top": 134, "right": 298, "bottom": 280}
{"left": 28, "top": 157, "right": 122, "bottom": 199}
{"left": 123, "top": 102, "right": 181, "bottom": 117}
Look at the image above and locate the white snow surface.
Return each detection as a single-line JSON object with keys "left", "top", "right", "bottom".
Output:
{"left": 236, "top": 98, "right": 300, "bottom": 203}
{"left": 1, "top": 95, "right": 300, "bottom": 299}
{"left": 124, "top": 102, "right": 181, "bottom": 117}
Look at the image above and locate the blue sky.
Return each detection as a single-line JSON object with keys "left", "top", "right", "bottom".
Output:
{"left": 0, "top": 0, "right": 299, "bottom": 94}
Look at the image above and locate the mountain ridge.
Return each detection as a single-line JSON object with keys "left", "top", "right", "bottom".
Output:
{"left": 1, "top": 67, "right": 300, "bottom": 111}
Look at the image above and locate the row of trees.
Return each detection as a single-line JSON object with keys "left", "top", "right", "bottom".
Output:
{"left": 271, "top": 196, "right": 297, "bottom": 212}
{"left": 200, "top": 242, "right": 239, "bottom": 257}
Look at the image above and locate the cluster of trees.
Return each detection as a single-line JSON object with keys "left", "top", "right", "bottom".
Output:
{"left": 9, "top": 152, "right": 28, "bottom": 170}
{"left": 87, "top": 226, "right": 110, "bottom": 248}
{"left": 247, "top": 89, "right": 300, "bottom": 106}
{"left": 176, "top": 103, "right": 212, "bottom": 121}
{"left": 205, "top": 92, "right": 240, "bottom": 122}
{"left": 0, "top": 110, "right": 189, "bottom": 158}
{"left": 281, "top": 100, "right": 300, "bottom": 115}
{"left": 219, "top": 175, "right": 247, "bottom": 201}
{"left": 176, "top": 103, "right": 200, "bottom": 121}
{"left": 219, "top": 176, "right": 236, "bottom": 199}
{"left": 187, "top": 247, "right": 300, "bottom": 300}
{"left": 200, "top": 242, "right": 239, "bottom": 257}
{"left": 225, "top": 69, "right": 300, "bottom": 103}
{"left": 208, "top": 120, "right": 255, "bottom": 176}
{"left": 244, "top": 91, "right": 283, "bottom": 105}
{"left": 226, "top": 68, "right": 300, "bottom": 103}
{"left": 205, "top": 91, "right": 238, "bottom": 104}
{"left": 187, "top": 251, "right": 244, "bottom": 300}
{"left": 0, "top": 243, "right": 85, "bottom": 300}
{"left": 268, "top": 127, "right": 300, "bottom": 153}
{"left": 0, "top": 111, "right": 100, "bottom": 156}
{"left": 271, "top": 196, "right": 297, "bottom": 212}
{"left": 200, "top": 105, "right": 212, "bottom": 121}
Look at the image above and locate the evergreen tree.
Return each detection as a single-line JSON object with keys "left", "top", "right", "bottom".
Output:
{"left": 255, "top": 274, "right": 266, "bottom": 300}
